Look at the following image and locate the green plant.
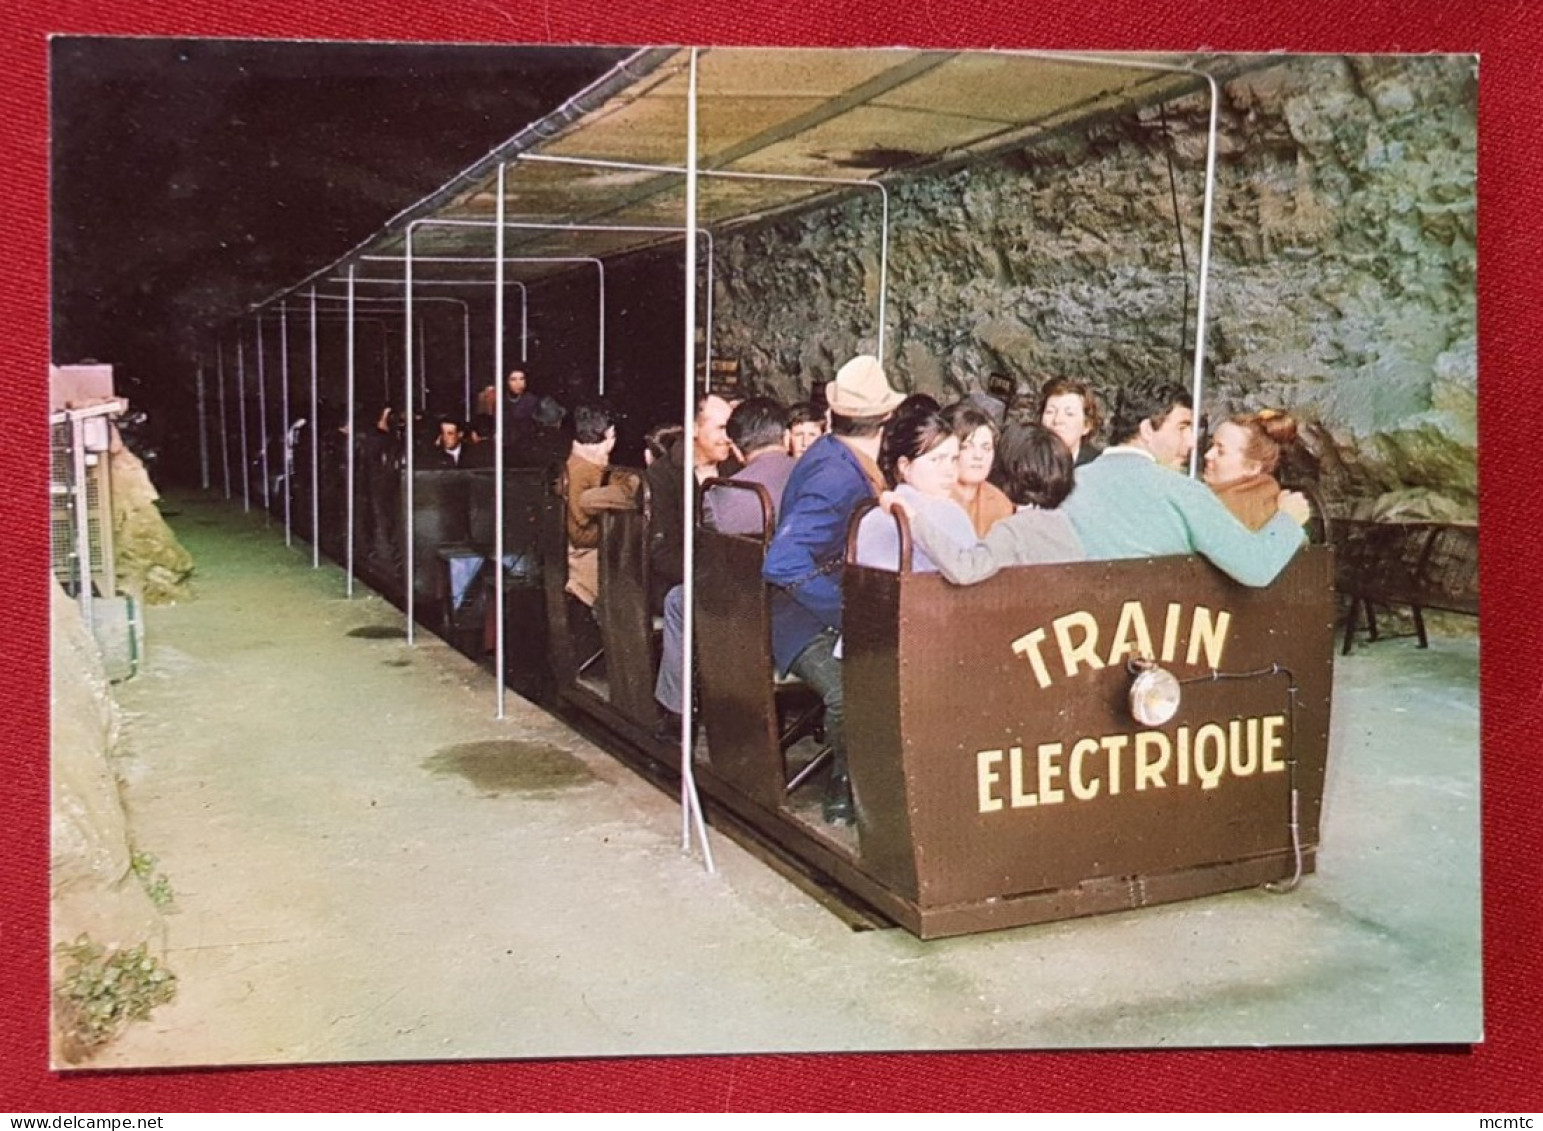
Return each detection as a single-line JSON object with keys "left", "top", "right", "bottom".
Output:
{"left": 53, "top": 934, "right": 177, "bottom": 1062}
{"left": 130, "top": 848, "right": 175, "bottom": 910}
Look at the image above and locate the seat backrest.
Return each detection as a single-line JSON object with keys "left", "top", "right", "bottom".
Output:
{"left": 694, "top": 479, "right": 786, "bottom": 808}
{"left": 1416, "top": 522, "right": 1478, "bottom": 614}
{"left": 409, "top": 469, "right": 473, "bottom": 599}
{"left": 596, "top": 468, "right": 657, "bottom": 726}
{"left": 465, "top": 467, "right": 547, "bottom": 582}
{"left": 540, "top": 461, "right": 579, "bottom": 683}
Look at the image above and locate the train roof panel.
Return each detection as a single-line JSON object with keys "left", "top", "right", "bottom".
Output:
{"left": 272, "top": 47, "right": 1258, "bottom": 301}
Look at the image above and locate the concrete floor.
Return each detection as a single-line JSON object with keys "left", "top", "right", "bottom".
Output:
{"left": 87, "top": 491, "right": 1481, "bottom": 1067}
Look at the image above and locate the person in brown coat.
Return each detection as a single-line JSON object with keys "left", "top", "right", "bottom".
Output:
{"left": 564, "top": 401, "right": 636, "bottom": 606}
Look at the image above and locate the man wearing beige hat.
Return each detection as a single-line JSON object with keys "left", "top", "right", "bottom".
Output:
{"left": 763, "top": 354, "right": 905, "bottom": 825}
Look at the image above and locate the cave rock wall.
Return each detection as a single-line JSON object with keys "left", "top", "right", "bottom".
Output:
{"left": 709, "top": 55, "right": 1476, "bottom": 515}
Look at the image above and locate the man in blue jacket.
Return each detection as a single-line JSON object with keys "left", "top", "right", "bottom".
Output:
{"left": 764, "top": 355, "right": 903, "bottom": 825}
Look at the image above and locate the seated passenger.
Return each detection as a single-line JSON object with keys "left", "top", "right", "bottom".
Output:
{"left": 513, "top": 396, "right": 570, "bottom": 471}
{"left": 642, "top": 421, "right": 684, "bottom": 469}
{"left": 430, "top": 417, "right": 477, "bottom": 468}
{"left": 854, "top": 401, "right": 977, "bottom": 573}
{"left": 654, "top": 398, "right": 797, "bottom": 738}
{"left": 883, "top": 422, "right": 1085, "bottom": 585}
{"left": 941, "top": 401, "right": 1014, "bottom": 536}
{"left": 703, "top": 397, "right": 796, "bottom": 536}
{"left": 1039, "top": 377, "right": 1104, "bottom": 467}
{"left": 1203, "top": 409, "right": 1300, "bottom": 531}
{"left": 565, "top": 402, "right": 637, "bottom": 607}
{"left": 1060, "top": 383, "right": 1310, "bottom": 587}
{"left": 505, "top": 368, "right": 541, "bottom": 424}
{"left": 647, "top": 390, "right": 735, "bottom": 613}
{"left": 764, "top": 355, "right": 904, "bottom": 825}
{"left": 787, "top": 400, "right": 826, "bottom": 460}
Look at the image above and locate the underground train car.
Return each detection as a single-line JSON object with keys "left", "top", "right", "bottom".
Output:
{"left": 267, "top": 443, "right": 1336, "bottom": 939}
{"left": 201, "top": 47, "right": 1343, "bottom": 938}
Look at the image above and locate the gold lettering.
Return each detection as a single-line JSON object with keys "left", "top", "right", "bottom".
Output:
{"left": 1185, "top": 605, "right": 1232, "bottom": 669}
{"left": 1135, "top": 731, "right": 1171, "bottom": 790}
{"left": 1263, "top": 714, "right": 1287, "bottom": 772}
{"left": 1194, "top": 723, "right": 1226, "bottom": 790}
{"left": 1106, "top": 600, "right": 1155, "bottom": 667}
{"left": 1010, "top": 628, "right": 1053, "bottom": 689}
{"left": 1053, "top": 611, "right": 1105, "bottom": 678}
{"left": 1230, "top": 718, "right": 1258, "bottom": 777}
{"left": 1070, "top": 738, "right": 1101, "bottom": 800}
{"left": 1176, "top": 725, "right": 1191, "bottom": 786}
{"left": 1037, "top": 742, "right": 1066, "bottom": 805}
{"left": 1009, "top": 745, "right": 1037, "bottom": 808}
{"left": 1101, "top": 734, "right": 1128, "bottom": 795}
{"left": 1161, "top": 602, "right": 1183, "bottom": 663}
{"left": 977, "top": 749, "right": 1004, "bottom": 813}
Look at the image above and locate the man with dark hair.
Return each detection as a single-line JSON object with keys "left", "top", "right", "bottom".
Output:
{"left": 1062, "top": 382, "right": 1311, "bottom": 586}
{"left": 564, "top": 401, "right": 636, "bottom": 607}
{"left": 703, "top": 397, "right": 795, "bottom": 535}
{"left": 654, "top": 396, "right": 797, "bottom": 740}
{"left": 431, "top": 417, "right": 473, "bottom": 468}
{"left": 764, "top": 355, "right": 904, "bottom": 824}
{"left": 787, "top": 400, "right": 826, "bottom": 459}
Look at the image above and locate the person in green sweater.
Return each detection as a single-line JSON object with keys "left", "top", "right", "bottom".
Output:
{"left": 1060, "top": 383, "right": 1311, "bottom": 587}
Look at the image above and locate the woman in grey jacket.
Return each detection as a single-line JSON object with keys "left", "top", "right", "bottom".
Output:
{"left": 882, "top": 422, "right": 1084, "bottom": 585}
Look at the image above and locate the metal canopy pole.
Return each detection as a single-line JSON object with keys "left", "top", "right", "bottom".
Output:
{"left": 196, "top": 356, "right": 209, "bottom": 491}
{"left": 237, "top": 334, "right": 250, "bottom": 512}
{"left": 256, "top": 316, "right": 271, "bottom": 512}
{"left": 493, "top": 161, "right": 508, "bottom": 719}
{"left": 1187, "top": 75, "right": 1221, "bottom": 479}
{"left": 217, "top": 337, "right": 230, "bottom": 499}
{"left": 346, "top": 265, "right": 357, "bottom": 597}
{"left": 680, "top": 48, "right": 715, "bottom": 870}
{"left": 403, "top": 223, "right": 418, "bottom": 645}
{"left": 462, "top": 293, "right": 472, "bottom": 420}
{"left": 417, "top": 316, "right": 428, "bottom": 411}
{"left": 68, "top": 411, "right": 94, "bottom": 630}
{"left": 309, "top": 286, "right": 320, "bottom": 568}
{"left": 705, "top": 241, "right": 714, "bottom": 379}
{"left": 280, "top": 302, "right": 293, "bottom": 546}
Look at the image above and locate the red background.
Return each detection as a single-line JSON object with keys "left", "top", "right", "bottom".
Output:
{"left": 4, "top": 0, "right": 1536, "bottom": 1113}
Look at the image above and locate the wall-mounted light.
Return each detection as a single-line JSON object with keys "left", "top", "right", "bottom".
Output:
{"left": 1128, "top": 656, "right": 1181, "bottom": 727}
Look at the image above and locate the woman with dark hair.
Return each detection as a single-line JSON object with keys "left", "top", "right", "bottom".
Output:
{"left": 853, "top": 401, "right": 976, "bottom": 573}
{"left": 942, "top": 401, "right": 1014, "bottom": 536}
{"left": 1203, "top": 409, "right": 1301, "bottom": 530}
{"left": 1038, "top": 377, "right": 1103, "bottom": 466}
{"left": 882, "top": 422, "right": 1084, "bottom": 585}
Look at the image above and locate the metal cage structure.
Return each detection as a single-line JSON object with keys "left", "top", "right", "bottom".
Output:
{"left": 199, "top": 47, "right": 1263, "bottom": 903}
